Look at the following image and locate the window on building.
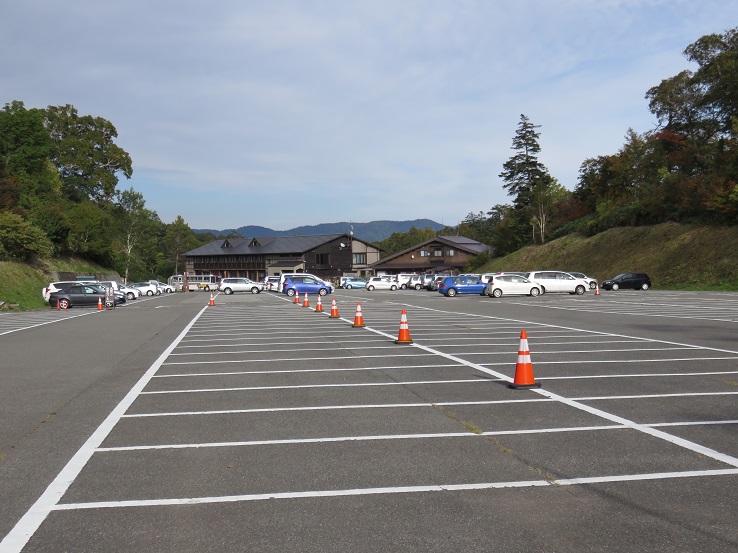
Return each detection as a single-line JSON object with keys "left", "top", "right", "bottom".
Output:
{"left": 433, "top": 248, "right": 443, "bottom": 257}
{"left": 352, "top": 253, "right": 367, "bottom": 264}
{"left": 316, "top": 253, "right": 330, "bottom": 265}
{"left": 445, "top": 249, "right": 455, "bottom": 256}
{"left": 420, "top": 250, "right": 430, "bottom": 257}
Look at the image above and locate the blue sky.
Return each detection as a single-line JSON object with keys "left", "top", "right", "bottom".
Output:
{"left": 2, "top": 1, "right": 737, "bottom": 231}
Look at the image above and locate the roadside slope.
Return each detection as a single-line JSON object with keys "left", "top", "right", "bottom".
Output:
{"left": 479, "top": 222, "right": 738, "bottom": 290}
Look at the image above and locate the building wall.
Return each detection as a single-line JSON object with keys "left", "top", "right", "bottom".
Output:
{"left": 374, "top": 241, "right": 477, "bottom": 274}
{"left": 185, "top": 236, "right": 381, "bottom": 280}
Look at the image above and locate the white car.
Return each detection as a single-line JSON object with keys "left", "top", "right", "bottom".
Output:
{"left": 484, "top": 274, "right": 542, "bottom": 298}
{"left": 263, "top": 276, "right": 280, "bottom": 291}
{"left": 365, "top": 276, "right": 399, "bottom": 291}
{"left": 98, "top": 280, "right": 142, "bottom": 300}
{"left": 131, "top": 282, "right": 160, "bottom": 296}
{"left": 150, "top": 280, "right": 175, "bottom": 293}
{"left": 568, "top": 272, "right": 599, "bottom": 290}
{"left": 218, "top": 278, "right": 264, "bottom": 294}
{"left": 523, "top": 271, "right": 589, "bottom": 295}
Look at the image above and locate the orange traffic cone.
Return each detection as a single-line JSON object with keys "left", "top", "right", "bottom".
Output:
{"left": 294, "top": 291, "right": 301, "bottom": 304}
{"left": 97, "top": 297, "right": 104, "bottom": 311}
{"left": 315, "top": 295, "right": 323, "bottom": 313}
{"left": 508, "top": 330, "right": 541, "bottom": 389}
{"left": 329, "top": 297, "right": 340, "bottom": 318}
{"left": 209, "top": 292, "right": 215, "bottom": 306}
{"left": 594, "top": 283, "right": 600, "bottom": 296}
{"left": 395, "top": 309, "right": 412, "bottom": 344}
{"left": 303, "top": 292, "right": 310, "bottom": 307}
{"left": 352, "top": 302, "right": 365, "bottom": 327}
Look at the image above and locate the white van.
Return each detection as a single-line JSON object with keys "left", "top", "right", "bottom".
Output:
{"left": 394, "top": 274, "right": 416, "bottom": 290}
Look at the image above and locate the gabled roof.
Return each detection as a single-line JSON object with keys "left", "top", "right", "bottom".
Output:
{"left": 371, "top": 235, "right": 492, "bottom": 267}
{"left": 186, "top": 233, "right": 377, "bottom": 257}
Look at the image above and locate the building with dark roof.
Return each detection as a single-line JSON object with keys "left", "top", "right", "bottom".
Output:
{"left": 370, "top": 235, "right": 492, "bottom": 274}
{"left": 184, "top": 234, "right": 381, "bottom": 280}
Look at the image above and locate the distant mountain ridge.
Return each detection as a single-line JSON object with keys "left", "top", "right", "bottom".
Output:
{"left": 194, "top": 219, "right": 445, "bottom": 243}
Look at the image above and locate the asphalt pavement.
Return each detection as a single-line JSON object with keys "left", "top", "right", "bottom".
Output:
{"left": 1, "top": 288, "right": 737, "bottom": 552}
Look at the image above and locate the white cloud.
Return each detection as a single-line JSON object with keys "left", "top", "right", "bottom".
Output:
{"left": 1, "top": 0, "right": 736, "bottom": 229}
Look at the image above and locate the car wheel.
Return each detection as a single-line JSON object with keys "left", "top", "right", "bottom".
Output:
{"left": 641, "top": 283, "right": 650, "bottom": 290}
{"left": 389, "top": 285, "right": 396, "bottom": 291}
{"left": 147, "top": 290, "right": 153, "bottom": 296}
{"left": 530, "top": 287, "right": 540, "bottom": 297}
{"left": 203, "top": 285, "right": 210, "bottom": 291}
{"left": 223, "top": 288, "right": 233, "bottom": 294}
{"left": 589, "top": 281, "right": 597, "bottom": 290}
{"left": 575, "top": 285, "right": 585, "bottom": 295}
{"left": 319, "top": 288, "right": 328, "bottom": 296}
{"left": 414, "top": 284, "right": 421, "bottom": 290}
{"left": 126, "top": 292, "right": 135, "bottom": 300}
{"left": 400, "top": 284, "right": 407, "bottom": 289}
{"left": 447, "top": 288, "right": 457, "bottom": 297}
{"left": 492, "top": 288, "right": 503, "bottom": 298}
{"left": 612, "top": 283, "right": 619, "bottom": 291}
{"left": 59, "top": 298, "right": 70, "bottom": 309}
{"left": 367, "top": 285, "right": 375, "bottom": 291}
{"left": 286, "top": 289, "right": 296, "bottom": 296}
{"left": 156, "top": 290, "right": 161, "bottom": 295}
{"left": 251, "top": 287, "right": 260, "bottom": 294}
{"left": 345, "top": 284, "right": 352, "bottom": 289}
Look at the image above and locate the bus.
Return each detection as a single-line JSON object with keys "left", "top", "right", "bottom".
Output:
{"left": 167, "top": 274, "right": 220, "bottom": 291}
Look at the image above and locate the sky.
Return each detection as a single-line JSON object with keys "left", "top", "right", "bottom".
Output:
{"left": 2, "top": 1, "right": 737, "bottom": 232}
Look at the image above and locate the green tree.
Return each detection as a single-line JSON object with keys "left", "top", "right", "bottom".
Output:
{"left": 0, "top": 211, "right": 53, "bottom": 260}
{"left": 44, "top": 104, "right": 133, "bottom": 203}
{"left": 499, "top": 115, "right": 555, "bottom": 248}
{"left": 530, "top": 176, "right": 568, "bottom": 244}
{"left": 112, "top": 188, "right": 162, "bottom": 283}
{"left": 65, "top": 201, "right": 113, "bottom": 262}
{"left": 165, "top": 215, "right": 199, "bottom": 274}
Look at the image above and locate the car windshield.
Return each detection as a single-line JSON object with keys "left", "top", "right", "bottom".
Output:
{"left": 611, "top": 274, "right": 627, "bottom": 280}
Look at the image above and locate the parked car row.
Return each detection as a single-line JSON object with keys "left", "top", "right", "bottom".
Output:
{"left": 43, "top": 279, "right": 176, "bottom": 308}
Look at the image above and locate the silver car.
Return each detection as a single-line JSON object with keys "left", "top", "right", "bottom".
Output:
{"left": 218, "top": 278, "right": 264, "bottom": 294}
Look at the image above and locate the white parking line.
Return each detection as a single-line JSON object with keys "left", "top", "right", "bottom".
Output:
{"left": 0, "top": 305, "right": 209, "bottom": 553}
{"left": 48, "top": 469, "right": 738, "bottom": 511}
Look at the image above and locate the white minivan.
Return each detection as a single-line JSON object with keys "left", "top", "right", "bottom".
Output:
{"left": 524, "top": 271, "right": 589, "bottom": 295}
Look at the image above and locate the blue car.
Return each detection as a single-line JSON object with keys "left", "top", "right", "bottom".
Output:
{"left": 438, "top": 276, "right": 486, "bottom": 297}
{"left": 282, "top": 276, "right": 333, "bottom": 297}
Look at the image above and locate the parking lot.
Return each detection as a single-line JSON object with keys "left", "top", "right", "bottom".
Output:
{"left": 2, "top": 289, "right": 737, "bottom": 552}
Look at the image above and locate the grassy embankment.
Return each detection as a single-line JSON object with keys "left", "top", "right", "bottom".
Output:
{"left": 479, "top": 222, "right": 738, "bottom": 290}
{"left": 0, "top": 257, "right": 116, "bottom": 310}
{"left": 1, "top": 222, "right": 737, "bottom": 310}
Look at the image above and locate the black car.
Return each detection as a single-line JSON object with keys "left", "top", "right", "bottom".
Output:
{"left": 49, "top": 284, "right": 125, "bottom": 309}
{"left": 601, "top": 273, "right": 651, "bottom": 291}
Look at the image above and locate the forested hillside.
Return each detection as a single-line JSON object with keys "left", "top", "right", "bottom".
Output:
{"left": 454, "top": 28, "right": 738, "bottom": 256}
{"left": 2, "top": 28, "right": 737, "bottom": 284}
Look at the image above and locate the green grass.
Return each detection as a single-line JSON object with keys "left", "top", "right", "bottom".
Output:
{"left": 0, "top": 257, "right": 118, "bottom": 310}
{"left": 478, "top": 222, "right": 738, "bottom": 291}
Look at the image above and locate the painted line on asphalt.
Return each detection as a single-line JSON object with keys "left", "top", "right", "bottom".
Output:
{"left": 97, "top": 420, "right": 738, "bottom": 453}
{"left": 0, "top": 310, "right": 96, "bottom": 336}
{"left": 49, "top": 469, "right": 738, "bottom": 511}
{"left": 354, "top": 313, "right": 738, "bottom": 469}
{"left": 153, "top": 363, "right": 462, "bottom": 378}
{"left": 0, "top": 305, "right": 210, "bottom": 553}
{"left": 122, "top": 390, "right": 737, "bottom": 418}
